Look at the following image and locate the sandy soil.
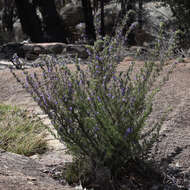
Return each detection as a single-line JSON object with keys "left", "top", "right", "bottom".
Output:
{"left": 0, "top": 57, "right": 190, "bottom": 189}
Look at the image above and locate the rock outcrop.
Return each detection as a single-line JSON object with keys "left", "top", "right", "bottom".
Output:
{"left": 0, "top": 149, "right": 74, "bottom": 190}
{"left": 0, "top": 42, "right": 89, "bottom": 60}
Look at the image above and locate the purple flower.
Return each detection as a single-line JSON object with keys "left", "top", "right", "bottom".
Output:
{"left": 96, "top": 65, "right": 100, "bottom": 69}
{"left": 129, "top": 22, "right": 138, "bottom": 31}
{"left": 125, "top": 127, "right": 133, "bottom": 137}
{"left": 86, "top": 48, "right": 91, "bottom": 56}
{"left": 121, "top": 88, "right": 125, "bottom": 96}
{"left": 96, "top": 55, "right": 102, "bottom": 62}
{"left": 79, "top": 80, "right": 83, "bottom": 85}
{"left": 95, "top": 127, "right": 99, "bottom": 132}
{"left": 113, "top": 76, "right": 117, "bottom": 81}
{"left": 68, "top": 81, "right": 72, "bottom": 88}
{"left": 41, "top": 94, "right": 46, "bottom": 105}
{"left": 47, "top": 94, "right": 51, "bottom": 101}
{"left": 109, "top": 45, "right": 113, "bottom": 51}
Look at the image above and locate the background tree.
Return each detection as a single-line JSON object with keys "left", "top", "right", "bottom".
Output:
{"left": 138, "top": 0, "right": 143, "bottom": 30}
{"left": 100, "top": 0, "right": 105, "bottom": 37}
{"left": 2, "top": 0, "right": 15, "bottom": 32}
{"left": 15, "top": 0, "right": 70, "bottom": 43}
{"left": 36, "top": 0, "right": 70, "bottom": 42}
{"left": 81, "top": 0, "right": 96, "bottom": 43}
{"left": 119, "top": 0, "right": 137, "bottom": 45}
{"left": 15, "top": 0, "right": 44, "bottom": 42}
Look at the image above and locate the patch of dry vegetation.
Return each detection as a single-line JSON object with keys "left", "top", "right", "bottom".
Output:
{"left": 0, "top": 104, "right": 48, "bottom": 156}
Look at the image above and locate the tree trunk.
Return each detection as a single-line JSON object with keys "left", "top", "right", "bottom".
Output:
{"left": 81, "top": 0, "right": 96, "bottom": 44}
{"left": 121, "top": 0, "right": 136, "bottom": 46}
{"left": 15, "top": 0, "right": 44, "bottom": 43}
{"left": 100, "top": 0, "right": 105, "bottom": 37}
{"left": 138, "top": 0, "right": 143, "bottom": 30}
{"left": 93, "top": 0, "right": 98, "bottom": 14}
{"left": 2, "top": 0, "right": 14, "bottom": 32}
{"left": 37, "top": 0, "right": 69, "bottom": 43}
{"left": 121, "top": 0, "right": 126, "bottom": 17}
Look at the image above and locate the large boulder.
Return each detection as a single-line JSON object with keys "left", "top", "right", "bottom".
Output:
{"left": 13, "top": 20, "right": 27, "bottom": 42}
{"left": 0, "top": 42, "right": 89, "bottom": 60}
{"left": 60, "top": 3, "right": 84, "bottom": 28}
{"left": 95, "top": 3, "right": 120, "bottom": 35}
{"left": 0, "top": 149, "right": 74, "bottom": 190}
{"left": 0, "top": 42, "right": 24, "bottom": 59}
{"left": 187, "top": 48, "right": 190, "bottom": 57}
{"left": 143, "top": 2, "right": 175, "bottom": 32}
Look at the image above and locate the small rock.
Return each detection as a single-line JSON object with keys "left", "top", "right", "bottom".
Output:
{"left": 123, "top": 56, "right": 134, "bottom": 62}
{"left": 47, "top": 44, "right": 64, "bottom": 54}
{"left": 27, "top": 176, "right": 37, "bottom": 181}
{"left": 67, "top": 45, "right": 88, "bottom": 59}
{"left": 187, "top": 48, "right": 190, "bottom": 57}
{"left": 30, "top": 154, "right": 40, "bottom": 160}
{"left": 25, "top": 52, "right": 39, "bottom": 61}
{"left": 151, "top": 185, "right": 160, "bottom": 190}
{"left": 0, "top": 149, "right": 6, "bottom": 153}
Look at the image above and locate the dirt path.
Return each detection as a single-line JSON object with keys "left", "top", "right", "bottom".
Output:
{"left": 150, "top": 60, "right": 190, "bottom": 169}
{"left": 0, "top": 58, "right": 190, "bottom": 188}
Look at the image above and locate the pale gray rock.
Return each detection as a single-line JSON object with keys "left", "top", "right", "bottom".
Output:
{"left": 0, "top": 149, "right": 75, "bottom": 190}
{"left": 60, "top": 3, "right": 84, "bottom": 28}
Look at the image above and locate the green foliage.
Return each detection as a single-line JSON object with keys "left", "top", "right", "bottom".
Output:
{"left": 64, "top": 157, "right": 93, "bottom": 186}
{"left": 11, "top": 22, "right": 175, "bottom": 189}
{"left": 0, "top": 104, "right": 48, "bottom": 156}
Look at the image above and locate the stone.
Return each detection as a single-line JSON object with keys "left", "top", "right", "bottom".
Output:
{"left": 95, "top": 3, "right": 120, "bottom": 35}
{"left": 0, "top": 42, "right": 89, "bottom": 61}
{"left": 0, "top": 42, "right": 24, "bottom": 59}
{"left": 13, "top": 19, "right": 27, "bottom": 42}
{"left": 0, "top": 149, "right": 75, "bottom": 190}
{"left": 66, "top": 44, "right": 88, "bottom": 59}
{"left": 134, "top": 28, "right": 155, "bottom": 46}
{"left": 60, "top": 3, "right": 84, "bottom": 28}
{"left": 129, "top": 45, "right": 149, "bottom": 54}
{"left": 25, "top": 52, "right": 39, "bottom": 61}
{"left": 187, "top": 48, "right": 190, "bottom": 57}
{"left": 143, "top": 2, "right": 175, "bottom": 33}
{"left": 74, "top": 22, "right": 85, "bottom": 39}
{"left": 21, "top": 44, "right": 47, "bottom": 60}
{"left": 46, "top": 43, "right": 66, "bottom": 54}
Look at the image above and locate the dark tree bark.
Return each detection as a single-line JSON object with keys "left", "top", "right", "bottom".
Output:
{"left": 93, "top": 0, "right": 98, "bottom": 13}
{"left": 81, "top": 0, "right": 96, "bottom": 44}
{"left": 37, "top": 0, "right": 69, "bottom": 43}
{"left": 100, "top": 0, "right": 105, "bottom": 37}
{"left": 15, "top": 0, "right": 44, "bottom": 43}
{"left": 121, "top": 0, "right": 136, "bottom": 46}
{"left": 2, "top": 0, "right": 14, "bottom": 32}
{"left": 15, "top": 0, "right": 70, "bottom": 43}
{"left": 138, "top": 0, "right": 143, "bottom": 30}
{"left": 121, "top": 0, "right": 127, "bottom": 17}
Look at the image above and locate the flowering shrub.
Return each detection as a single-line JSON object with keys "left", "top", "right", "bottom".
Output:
{"left": 11, "top": 21, "right": 175, "bottom": 189}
